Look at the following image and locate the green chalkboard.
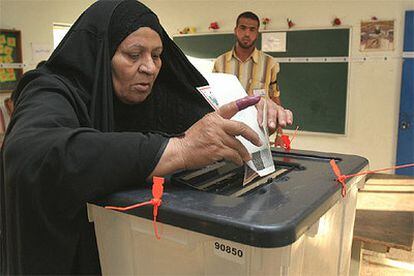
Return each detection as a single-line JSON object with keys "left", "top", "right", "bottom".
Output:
{"left": 266, "top": 29, "right": 349, "bottom": 57}
{"left": 173, "top": 33, "right": 236, "bottom": 59}
{"left": 278, "top": 63, "right": 348, "bottom": 134}
{"left": 173, "top": 28, "right": 350, "bottom": 134}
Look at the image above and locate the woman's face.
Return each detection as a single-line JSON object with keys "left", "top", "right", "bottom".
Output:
{"left": 111, "top": 27, "right": 163, "bottom": 104}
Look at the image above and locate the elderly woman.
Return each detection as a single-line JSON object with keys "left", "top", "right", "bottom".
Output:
{"left": 0, "top": 0, "right": 292, "bottom": 274}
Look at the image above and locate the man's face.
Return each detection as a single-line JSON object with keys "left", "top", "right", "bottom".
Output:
{"left": 234, "top": 17, "right": 259, "bottom": 49}
{"left": 111, "top": 27, "right": 163, "bottom": 104}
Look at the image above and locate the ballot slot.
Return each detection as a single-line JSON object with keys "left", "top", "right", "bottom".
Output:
{"left": 271, "top": 150, "right": 342, "bottom": 163}
{"left": 184, "top": 161, "right": 239, "bottom": 187}
{"left": 171, "top": 158, "right": 299, "bottom": 197}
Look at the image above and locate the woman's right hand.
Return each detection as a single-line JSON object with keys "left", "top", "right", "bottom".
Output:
{"left": 175, "top": 97, "right": 263, "bottom": 169}
{"left": 149, "top": 96, "right": 262, "bottom": 177}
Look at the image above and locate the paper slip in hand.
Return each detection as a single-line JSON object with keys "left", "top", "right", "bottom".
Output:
{"left": 196, "top": 86, "right": 219, "bottom": 110}
{"left": 197, "top": 73, "right": 275, "bottom": 178}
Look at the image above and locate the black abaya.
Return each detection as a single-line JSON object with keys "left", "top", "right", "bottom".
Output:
{"left": 0, "top": 0, "right": 212, "bottom": 274}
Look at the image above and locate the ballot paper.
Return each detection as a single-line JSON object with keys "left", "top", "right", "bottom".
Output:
{"left": 197, "top": 73, "right": 275, "bottom": 179}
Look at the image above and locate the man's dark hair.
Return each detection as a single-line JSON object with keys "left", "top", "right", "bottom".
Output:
{"left": 236, "top": 11, "right": 260, "bottom": 28}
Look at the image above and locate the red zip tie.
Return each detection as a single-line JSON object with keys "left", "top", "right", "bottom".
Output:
{"left": 104, "top": 201, "right": 152, "bottom": 211}
{"left": 151, "top": 176, "right": 164, "bottom": 239}
{"left": 279, "top": 126, "right": 299, "bottom": 151}
{"left": 105, "top": 176, "right": 165, "bottom": 239}
{"left": 290, "top": 126, "right": 300, "bottom": 144}
{"left": 329, "top": 160, "right": 347, "bottom": 197}
{"left": 280, "top": 135, "right": 291, "bottom": 151}
{"left": 341, "top": 163, "right": 414, "bottom": 179}
{"left": 330, "top": 160, "right": 414, "bottom": 197}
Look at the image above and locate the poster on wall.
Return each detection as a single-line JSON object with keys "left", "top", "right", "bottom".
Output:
{"left": 0, "top": 29, "right": 23, "bottom": 93}
{"left": 261, "top": 32, "right": 287, "bottom": 52}
{"left": 360, "top": 20, "right": 394, "bottom": 51}
{"left": 31, "top": 43, "right": 52, "bottom": 65}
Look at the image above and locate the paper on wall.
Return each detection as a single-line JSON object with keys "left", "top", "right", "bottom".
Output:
{"left": 261, "top": 32, "right": 287, "bottom": 52}
{"left": 197, "top": 73, "right": 275, "bottom": 178}
{"left": 31, "top": 43, "right": 52, "bottom": 64}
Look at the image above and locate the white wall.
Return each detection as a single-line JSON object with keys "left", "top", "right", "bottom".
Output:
{"left": 1, "top": 0, "right": 413, "bottom": 171}
{"left": 0, "top": 0, "right": 94, "bottom": 69}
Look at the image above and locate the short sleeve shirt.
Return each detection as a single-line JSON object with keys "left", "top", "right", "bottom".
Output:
{"left": 213, "top": 47, "right": 281, "bottom": 104}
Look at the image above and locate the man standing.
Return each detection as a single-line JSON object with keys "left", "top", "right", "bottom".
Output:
{"left": 213, "top": 11, "right": 284, "bottom": 144}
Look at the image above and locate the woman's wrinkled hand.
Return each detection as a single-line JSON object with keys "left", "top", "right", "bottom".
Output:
{"left": 256, "top": 97, "right": 293, "bottom": 134}
{"left": 173, "top": 96, "right": 263, "bottom": 170}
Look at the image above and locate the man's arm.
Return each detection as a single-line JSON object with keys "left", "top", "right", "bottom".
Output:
{"left": 268, "top": 61, "right": 281, "bottom": 105}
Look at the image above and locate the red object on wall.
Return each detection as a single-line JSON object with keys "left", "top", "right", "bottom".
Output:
{"left": 333, "top": 18, "right": 342, "bottom": 26}
{"left": 287, "top": 18, "right": 295, "bottom": 28}
{"left": 209, "top": 22, "right": 219, "bottom": 30}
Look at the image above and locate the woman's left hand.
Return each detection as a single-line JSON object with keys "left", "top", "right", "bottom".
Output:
{"left": 256, "top": 97, "right": 293, "bottom": 134}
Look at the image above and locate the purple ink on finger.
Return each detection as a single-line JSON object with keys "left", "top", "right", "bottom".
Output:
{"left": 236, "top": 95, "right": 261, "bottom": 111}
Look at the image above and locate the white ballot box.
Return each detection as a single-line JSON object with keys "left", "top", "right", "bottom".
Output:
{"left": 88, "top": 149, "right": 368, "bottom": 275}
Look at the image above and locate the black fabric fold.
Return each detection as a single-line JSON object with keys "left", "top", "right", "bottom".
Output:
{"left": 0, "top": 0, "right": 212, "bottom": 274}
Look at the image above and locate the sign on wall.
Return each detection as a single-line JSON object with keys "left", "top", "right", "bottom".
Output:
{"left": 0, "top": 29, "right": 23, "bottom": 93}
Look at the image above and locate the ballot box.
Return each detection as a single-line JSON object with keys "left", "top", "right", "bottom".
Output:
{"left": 88, "top": 149, "right": 368, "bottom": 275}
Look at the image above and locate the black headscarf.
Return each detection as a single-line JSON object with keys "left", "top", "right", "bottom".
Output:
{"left": 13, "top": 0, "right": 212, "bottom": 133}
{"left": 1, "top": 0, "right": 213, "bottom": 274}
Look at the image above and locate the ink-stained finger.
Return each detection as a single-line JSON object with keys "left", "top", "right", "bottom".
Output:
{"left": 217, "top": 95, "right": 261, "bottom": 119}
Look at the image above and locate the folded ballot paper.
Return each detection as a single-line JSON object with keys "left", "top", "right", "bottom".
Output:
{"left": 197, "top": 73, "right": 275, "bottom": 184}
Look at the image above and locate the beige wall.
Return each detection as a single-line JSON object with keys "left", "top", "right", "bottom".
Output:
{"left": 1, "top": 0, "right": 413, "bottom": 171}
{"left": 0, "top": 0, "right": 94, "bottom": 69}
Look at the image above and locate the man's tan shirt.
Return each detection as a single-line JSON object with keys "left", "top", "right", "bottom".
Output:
{"left": 213, "top": 47, "right": 281, "bottom": 104}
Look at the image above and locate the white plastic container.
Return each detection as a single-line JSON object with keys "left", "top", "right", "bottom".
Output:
{"left": 88, "top": 172, "right": 366, "bottom": 276}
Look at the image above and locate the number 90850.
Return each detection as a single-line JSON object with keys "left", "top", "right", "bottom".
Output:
{"left": 214, "top": 241, "right": 243, "bottom": 257}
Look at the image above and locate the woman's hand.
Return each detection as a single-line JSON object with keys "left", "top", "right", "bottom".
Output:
{"left": 256, "top": 97, "right": 293, "bottom": 134}
{"left": 150, "top": 96, "right": 262, "bottom": 177}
